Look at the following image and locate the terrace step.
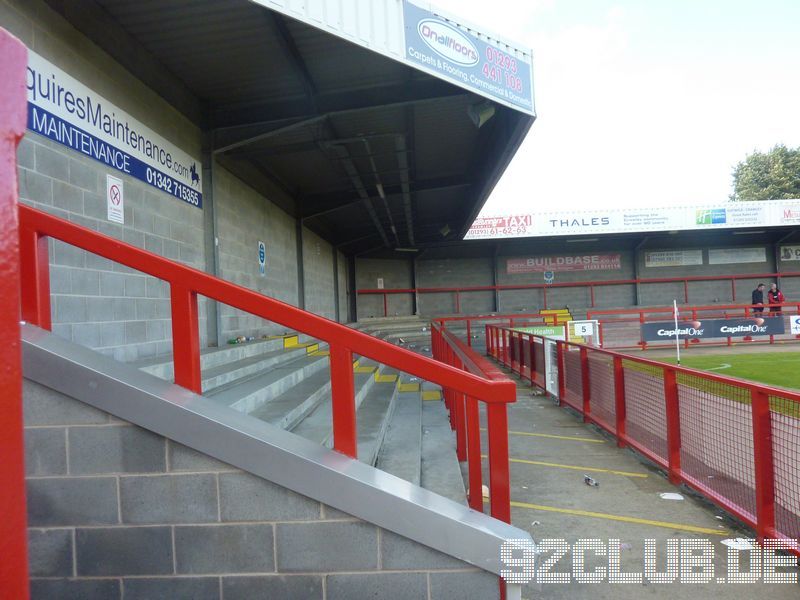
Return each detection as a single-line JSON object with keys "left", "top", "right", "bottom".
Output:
{"left": 200, "top": 345, "right": 317, "bottom": 393}
{"left": 375, "top": 376, "right": 423, "bottom": 486}
{"left": 420, "top": 400, "right": 468, "bottom": 505}
{"left": 289, "top": 367, "right": 384, "bottom": 446}
{"left": 135, "top": 333, "right": 319, "bottom": 381}
{"left": 206, "top": 353, "right": 329, "bottom": 414}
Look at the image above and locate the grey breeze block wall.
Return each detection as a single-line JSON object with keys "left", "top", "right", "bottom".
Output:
{"left": 417, "top": 258, "right": 494, "bottom": 316}
{"left": 8, "top": 0, "right": 207, "bottom": 362}
{"left": 213, "top": 167, "right": 300, "bottom": 339}
{"left": 303, "top": 227, "right": 337, "bottom": 321}
{"left": 8, "top": 0, "right": 347, "bottom": 354}
{"left": 23, "top": 379, "right": 500, "bottom": 600}
{"left": 356, "top": 258, "right": 414, "bottom": 318}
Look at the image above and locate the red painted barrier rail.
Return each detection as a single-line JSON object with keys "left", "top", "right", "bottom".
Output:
{"left": 0, "top": 27, "right": 29, "bottom": 600}
{"left": 487, "top": 324, "right": 800, "bottom": 554}
{"left": 18, "top": 204, "right": 517, "bottom": 523}
{"left": 358, "top": 270, "right": 800, "bottom": 316}
{"left": 432, "top": 313, "right": 563, "bottom": 347}
{"left": 431, "top": 323, "right": 516, "bottom": 522}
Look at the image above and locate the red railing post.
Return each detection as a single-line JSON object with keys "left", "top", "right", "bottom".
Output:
{"left": 169, "top": 284, "right": 202, "bottom": 393}
{"left": 454, "top": 358, "right": 467, "bottom": 461}
{"left": 455, "top": 290, "right": 460, "bottom": 313}
{"left": 485, "top": 324, "right": 491, "bottom": 355}
{"left": 590, "top": 284, "right": 595, "bottom": 308}
{"left": 580, "top": 346, "right": 590, "bottom": 420}
{"left": 750, "top": 389, "right": 776, "bottom": 542}
{"left": 613, "top": 356, "right": 626, "bottom": 447}
{"left": 528, "top": 335, "right": 535, "bottom": 384}
{"left": 487, "top": 401, "right": 511, "bottom": 524}
{"left": 330, "top": 345, "right": 357, "bottom": 458}
{"left": 0, "top": 28, "right": 30, "bottom": 600}
{"left": 383, "top": 292, "right": 388, "bottom": 317}
{"left": 556, "top": 342, "right": 566, "bottom": 406}
{"left": 19, "top": 225, "right": 51, "bottom": 330}
{"left": 466, "top": 319, "right": 472, "bottom": 347}
{"left": 465, "top": 396, "right": 483, "bottom": 511}
{"left": 663, "top": 367, "right": 682, "bottom": 484}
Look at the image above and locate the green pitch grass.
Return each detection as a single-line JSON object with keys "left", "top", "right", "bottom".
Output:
{"left": 662, "top": 352, "right": 800, "bottom": 391}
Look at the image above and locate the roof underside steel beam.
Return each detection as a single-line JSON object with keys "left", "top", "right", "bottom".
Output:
{"left": 327, "top": 143, "right": 391, "bottom": 248}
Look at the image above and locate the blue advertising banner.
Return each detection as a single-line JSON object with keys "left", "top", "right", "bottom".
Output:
{"left": 26, "top": 50, "right": 202, "bottom": 209}
{"left": 402, "top": 1, "right": 534, "bottom": 114}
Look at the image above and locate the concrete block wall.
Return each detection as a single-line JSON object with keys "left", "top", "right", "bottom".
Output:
{"left": 214, "top": 167, "right": 299, "bottom": 339}
{"left": 337, "top": 251, "right": 349, "bottom": 322}
{"left": 23, "top": 379, "right": 499, "bottom": 600}
{"left": 356, "top": 258, "right": 414, "bottom": 318}
{"left": 8, "top": 0, "right": 207, "bottom": 362}
{"left": 417, "top": 258, "right": 494, "bottom": 315}
{"left": 6, "top": 0, "right": 351, "bottom": 354}
{"left": 302, "top": 228, "right": 336, "bottom": 321}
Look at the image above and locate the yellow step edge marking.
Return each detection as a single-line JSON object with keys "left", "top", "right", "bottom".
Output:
{"left": 422, "top": 390, "right": 442, "bottom": 401}
{"left": 480, "top": 428, "right": 605, "bottom": 444}
{"left": 480, "top": 455, "right": 647, "bottom": 478}
{"left": 503, "top": 500, "right": 728, "bottom": 536}
{"left": 304, "top": 343, "right": 319, "bottom": 354}
{"left": 354, "top": 366, "right": 377, "bottom": 374}
{"left": 399, "top": 382, "right": 421, "bottom": 392}
{"left": 375, "top": 373, "right": 398, "bottom": 383}
{"left": 352, "top": 359, "right": 360, "bottom": 367}
{"left": 309, "top": 349, "right": 330, "bottom": 357}
{"left": 283, "top": 335, "right": 299, "bottom": 348}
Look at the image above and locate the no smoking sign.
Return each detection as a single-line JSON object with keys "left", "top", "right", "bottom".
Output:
{"left": 106, "top": 174, "right": 124, "bottom": 224}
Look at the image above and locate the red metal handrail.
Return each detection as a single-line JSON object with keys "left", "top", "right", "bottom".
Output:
{"left": 358, "top": 270, "right": 800, "bottom": 314}
{"left": 18, "top": 204, "right": 517, "bottom": 521}
{"left": 432, "top": 313, "right": 567, "bottom": 347}
{"left": 486, "top": 323, "right": 800, "bottom": 554}
{"left": 0, "top": 27, "right": 29, "bottom": 600}
{"left": 431, "top": 323, "right": 516, "bottom": 522}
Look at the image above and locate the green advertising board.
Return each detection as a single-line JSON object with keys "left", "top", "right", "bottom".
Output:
{"left": 513, "top": 325, "right": 566, "bottom": 340}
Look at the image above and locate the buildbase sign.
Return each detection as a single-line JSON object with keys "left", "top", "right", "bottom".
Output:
{"left": 507, "top": 254, "right": 621, "bottom": 274}
{"left": 641, "top": 317, "right": 785, "bottom": 341}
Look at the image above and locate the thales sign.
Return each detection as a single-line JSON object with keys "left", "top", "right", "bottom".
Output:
{"left": 417, "top": 19, "right": 479, "bottom": 66}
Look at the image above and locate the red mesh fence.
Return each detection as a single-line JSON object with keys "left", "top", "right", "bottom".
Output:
{"left": 621, "top": 362, "right": 668, "bottom": 467}
{"left": 521, "top": 336, "right": 531, "bottom": 381}
{"left": 587, "top": 353, "right": 615, "bottom": 434}
{"left": 562, "top": 349, "right": 583, "bottom": 411}
{"left": 487, "top": 324, "right": 800, "bottom": 553}
{"left": 770, "top": 395, "right": 800, "bottom": 541}
{"left": 677, "top": 374, "right": 756, "bottom": 523}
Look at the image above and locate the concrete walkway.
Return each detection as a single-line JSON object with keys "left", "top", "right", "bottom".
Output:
{"left": 482, "top": 375, "right": 799, "bottom": 599}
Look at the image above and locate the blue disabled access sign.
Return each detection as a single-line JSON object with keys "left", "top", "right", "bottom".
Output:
{"left": 403, "top": 1, "right": 534, "bottom": 114}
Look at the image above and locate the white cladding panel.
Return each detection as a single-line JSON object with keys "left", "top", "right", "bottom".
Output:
{"left": 253, "top": 0, "right": 535, "bottom": 115}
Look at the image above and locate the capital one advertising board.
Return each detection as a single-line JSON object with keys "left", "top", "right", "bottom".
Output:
{"left": 507, "top": 254, "right": 621, "bottom": 274}
{"left": 641, "top": 317, "right": 785, "bottom": 342}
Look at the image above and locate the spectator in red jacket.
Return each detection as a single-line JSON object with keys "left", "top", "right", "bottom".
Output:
{"left": 768, "top": 283, "right": 785, "bottom": 315}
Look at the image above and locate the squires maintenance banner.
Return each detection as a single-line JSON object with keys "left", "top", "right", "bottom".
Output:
{"left": 507, "top": 254, "right": 621, "bottom": 274}
{"left": 641, "top": 317, "right": 785, "bottom": 342}
{"left": 26, "top": 50, "right": 202, "bottom": 208}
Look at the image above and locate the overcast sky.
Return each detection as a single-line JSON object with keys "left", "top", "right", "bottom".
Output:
{"left": 432, "top": 0, "right": 800, "bottom": 215}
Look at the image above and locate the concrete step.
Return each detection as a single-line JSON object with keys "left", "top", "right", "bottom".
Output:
{"left": 289, "top": 368, "right": 381, "bottom": 446}
{"left": 135, "top": 333, "right": 319, "bottom": 380}
{"left": 200, "top": 345, "right": 317, "bottom": 393}
{"left": 206, "top": 353, "right": 329, "bottom": 414}
{"left": 355, "top": 369, "right": 400, "bottom": 466}
{"left": 249, "top": 366, "right": 332, "bottom": 431}
{"left": 375, "top": 376, "right": 423, "bottom": 486}
{"left": 420, "top": 400, "right": 467, "bottom": 505}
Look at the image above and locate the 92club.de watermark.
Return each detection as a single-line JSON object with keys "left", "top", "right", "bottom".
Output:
{"left": 501, "top": 538, "right": 799, "bottom": 584}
